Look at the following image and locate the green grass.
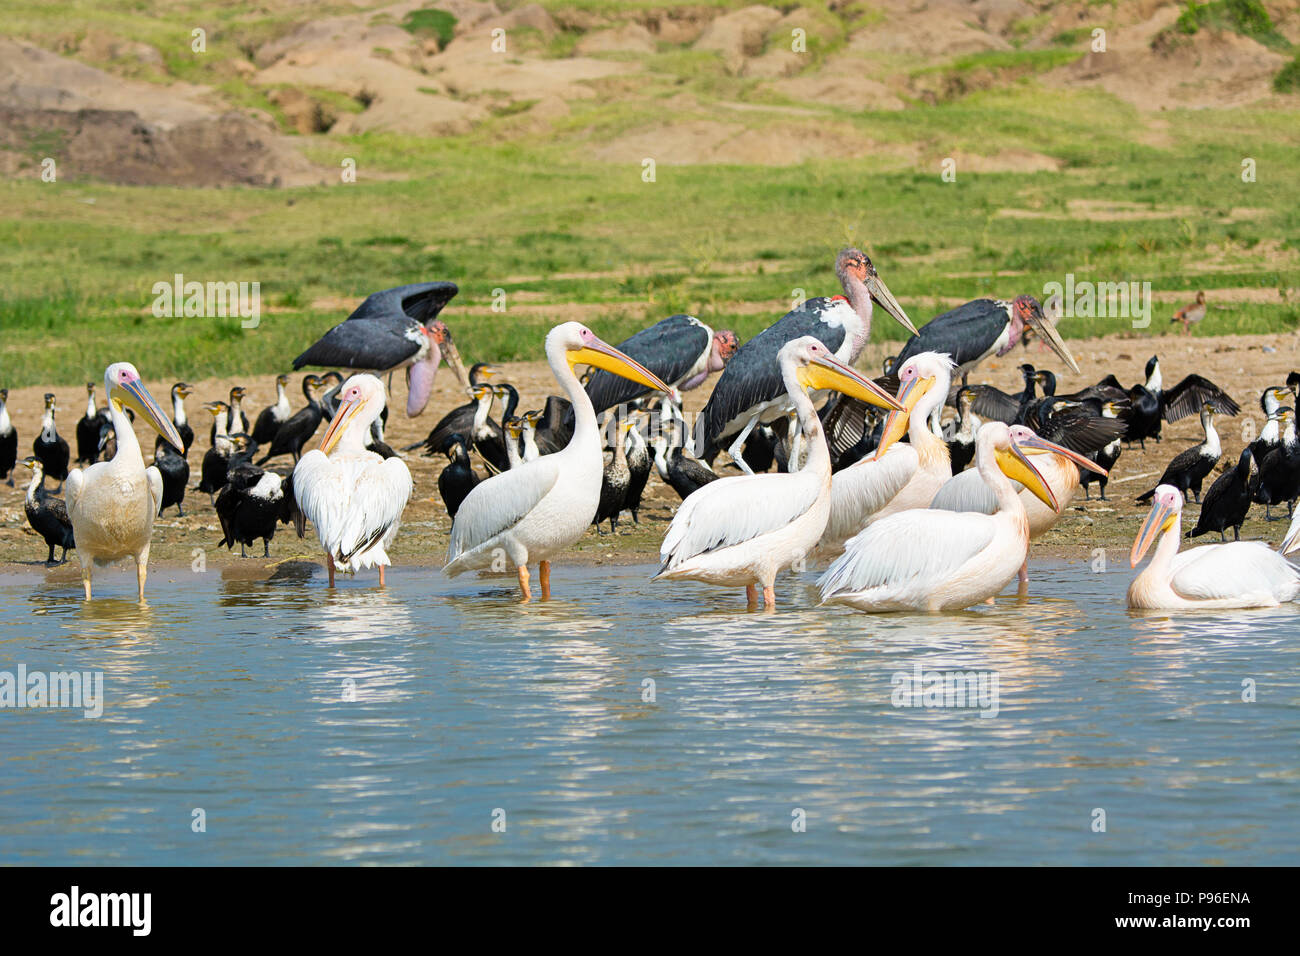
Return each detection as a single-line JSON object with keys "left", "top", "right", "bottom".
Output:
{"left": 401, "top": 8, "right": 457, "bottom": 47}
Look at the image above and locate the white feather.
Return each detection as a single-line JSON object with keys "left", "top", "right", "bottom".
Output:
{"left": 294, "top": 449, "right": 413, "bottom": 572}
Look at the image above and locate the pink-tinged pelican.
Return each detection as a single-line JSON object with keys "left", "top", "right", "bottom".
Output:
{"left": 818, "top": 423, "right": 1101, "bottom": 612}
{"left": 443, "top": 322, "right": 671, "bottom": 602}
{"left": 65, "top": 363, "right": 185, "bottom": 601}
{"left": 820, "top": 351, "right": 954, "bottom": 555}
{"left": 293, "top": 374, "right": 413, "bottom": 587}
{"left": 656, "top": 336, "right": 904, "bottom": 609}
{"left": 1128, "top": 484, "right": 1300, "bottom": 610}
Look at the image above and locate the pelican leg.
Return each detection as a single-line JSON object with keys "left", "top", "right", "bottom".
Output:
{"left": 80, "top": 560, "right": 92, "bottom": 600}
{"left": 327, "top": 552, "right": 336, "bottom": 588}
{"left": 746, "top": 584, "right": 758, "bottom": 607}
{"left": 517, "top": 565, "right": 531, "bottom": 603}
{"left": 761, "top": 585, "right": 775, "bottom": 610}
{"left": 539, "top": 560, "right": 551, "bottom": 600}
{"left": 1018, "top": 560, "right": 1028, "bottom": 585}
{"left": 725, "top": 416, "right": 759, "bottom": 476}
{"left": 135, "top": 548, "right": 149, "bottom": 603}
{"left": 378, "top": 565, "right": 386, "bottom": 588}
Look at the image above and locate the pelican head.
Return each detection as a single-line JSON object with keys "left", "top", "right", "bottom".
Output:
{"left": 104, "top": 362, "right": 184, "bottom": 452}
{"left": 1131, "top": 484, "right": 1184, "bottom": 567}
{"left": 874, "top": 351, "right": 955, "bottom": 459}
{"left": 781, "top": 336, "right": 902, "bottom": 418}
{"left": 835, "top": 248, "right": 918, "bottom": 335}
{"left": 977, "top": 422, "right": 1059, "bottom": 512}
{"left": 554, "top": 322, "right": 673, "bottom": 394}
{"left": 319, "top": 374, "right": 387, "bottom": 454}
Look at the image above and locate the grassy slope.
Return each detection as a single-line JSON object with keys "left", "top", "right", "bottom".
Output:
{"left": 2, "top": 2, "right": 1299, "bottom": 385}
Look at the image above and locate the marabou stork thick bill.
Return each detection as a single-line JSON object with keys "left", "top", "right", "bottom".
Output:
{"left": 292, "top": 281, "right": 466, "bottom": 416}
{"left": 583, "top": 314, "right": 739, "bottom": 414}
{"left": 896, "top": 295, "right": 1079, "bottom": 385}
{"left": 698, "top": 248, "right": 917, "bottom": 473}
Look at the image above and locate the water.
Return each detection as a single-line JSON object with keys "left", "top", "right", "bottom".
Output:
{"left": 1, "top": 559, "right": 1297, "bottom": 865}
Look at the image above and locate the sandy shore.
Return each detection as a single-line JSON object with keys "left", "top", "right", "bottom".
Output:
{"left": 3, "top": 328, "right": 1298, "bottom": 581}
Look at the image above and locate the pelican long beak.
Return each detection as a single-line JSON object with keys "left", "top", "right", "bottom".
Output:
{"left": 1012, "top": 433, "right": 1109, "bottom": 476}
{"left": 873, "top": 375, "right": 935, "bottom": 460}
{"left": 1029, "top": 305, "right": 1079, "bottom": 374}
{"left": 570, "top": 339, "right": 672, "bottom": 393}
{"left": 112, "top": 378, "right": 184, "bottom": 452}
{"left": 996, "top": 439, "right": 1058, "bottom": 512}
{"left": 319, "top": 395, "right": 366, "bottom": 454}
{"left": 868, "top": 274, "right": 919, "bottom": 336}
{"left": 797, "top": 352, "right": 903, "bottom": 411}
{"left": 1131, "top": 500, "right": 1177, "bottom": 567}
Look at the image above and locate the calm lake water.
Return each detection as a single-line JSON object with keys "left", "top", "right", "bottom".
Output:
{"left": 1, "top": 559, "right": 1297, "bottom": 866}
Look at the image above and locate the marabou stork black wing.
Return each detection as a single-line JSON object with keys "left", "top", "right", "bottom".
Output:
{"left": 699, "top": 299, "right": 848, "bottom": 454}
{"left": 820, "top": 394, "right": 873, "bottom": 461}
{"left": 584, "top": 315, "right": 711, "bottom": 413}
{"left": 1162, "top": 374, "right": 1241, "bottom": 421}
{"left": 964, "top": 384, "right": 1022, "bottom": 424}
{"left": 896, "top": 299, "right": 1006, "bottom": 368}
{"left": 346, "top": 281, "right": 458, "bottom": 326}
{"left": 292, "top": 317, "right": 424, "bottom": 372}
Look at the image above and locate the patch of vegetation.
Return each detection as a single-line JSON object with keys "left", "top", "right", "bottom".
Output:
{"left": 401, "top": 8, "right": 457, "bottom": 48}
{"left": 1275, "top": 55, "right": 1300, "bottom": 94}
{"left": 1174, "top": 0, "right": 1289, "bottom": 50}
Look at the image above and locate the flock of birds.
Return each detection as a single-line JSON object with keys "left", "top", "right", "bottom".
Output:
{"left": 4, "top": 253, "right": 1300, "bottom": 612}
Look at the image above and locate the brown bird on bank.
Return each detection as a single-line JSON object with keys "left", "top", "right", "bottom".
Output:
{"left": 1171, "top": 291, "right": 1206, "bottom": 335}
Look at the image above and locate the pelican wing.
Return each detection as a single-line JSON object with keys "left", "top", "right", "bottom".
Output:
{"left": 64, "top": 467, "right": 85, "bottom": 516}
{"left": 145, "top": 466, "right": 164, "bottom": 517}
{"left": 660, "top": 471, "right": 820, "bottom": 569}
{"left": 447, "top": 454, "right": 563, "bottom": 562}
{"left": 824, "top": 445, "right": 919, "bottom": 543}
{"left": 819, "top": 510, "right": 996, "bottom": 598}
{"left": 1167, "top": 542, "right": 1300, "bottom": 601}
{"left": 929, "top": 467, "right": 999, "bottom": 514}
{"left": 294, "top": 451, "right": 413, "bottom": 562}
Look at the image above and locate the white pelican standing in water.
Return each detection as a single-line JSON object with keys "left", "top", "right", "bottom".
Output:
{"left": 656, "top": 336, "right": 904, "bottom": 609}
{"left": 294, "top": 374, "right": 413, "bottom": 587}
{"left": 819, "top": 423, "right": 1102, "bottom": 612}
{"left": 1127, "top": 484, "right": 1300, "bottom": 610}
{"left": 65, "top": 363, "right": 185, "bottom": 601}
{"left": 444, "top": 322, "right": 671, "bottom": 602}
{"left": 820, "top": 351, "right": 955, "bottom": 555}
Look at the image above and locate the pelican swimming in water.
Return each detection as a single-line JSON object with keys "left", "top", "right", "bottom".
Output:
{"left": 820, "top": 351, "right": 955, "bottom": 555}
{"left": 819, "top": 423, "right": 1101, "bottom": 612}
{"left": 65, "top": 363, "right": 185, "bottom": 601}
{"left": 656, "top": 336, "right": 904, "bottom": 609}
{"left": 444, "top": 322, "right": 671, "bottom": 602}
{"left": 293, "top": 374, "right": 413, "bottom": 587}
{"left": 1127, "top": 484, "right": 1300, "bottom": 610}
